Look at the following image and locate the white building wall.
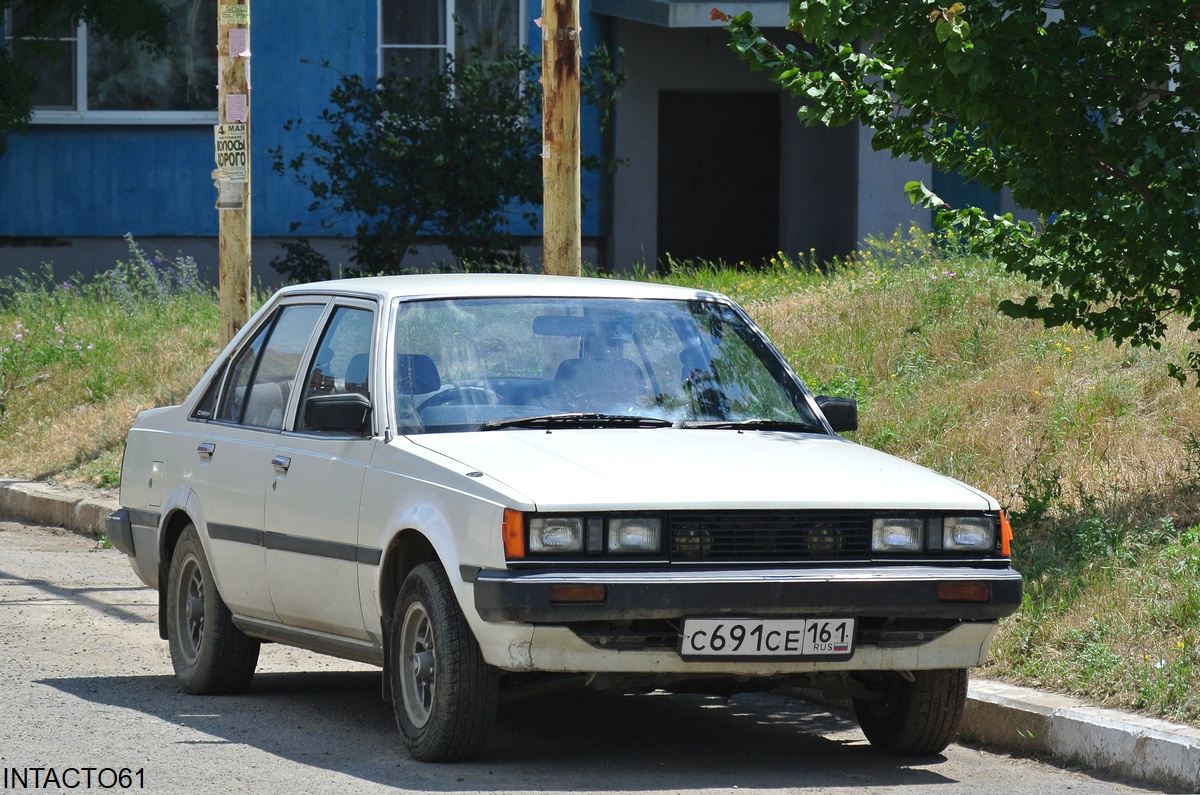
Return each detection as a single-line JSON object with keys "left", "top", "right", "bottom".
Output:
{"left": 610, "top": 19, "right": 937, "bottom": 271}
{"left": 610, "top": 21, "right": 787, "bottom": 270}
{"left": 855, "top": 124, "right": 933, "bottom": 246}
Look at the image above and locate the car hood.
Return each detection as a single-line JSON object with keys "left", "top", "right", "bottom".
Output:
{"left": 405, "top": 429, "right": 997, "bottom": 512}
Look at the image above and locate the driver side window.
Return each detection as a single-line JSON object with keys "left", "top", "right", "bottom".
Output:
{"left": 296, "top": 306, "right": 375, "bottom": 434}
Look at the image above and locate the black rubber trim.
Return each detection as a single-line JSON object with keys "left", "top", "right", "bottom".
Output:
{"left": 264, "top": 530, "right": 357, "bottom": 562}
{"left": 208, "top": 522, "right": 382, "bottom": 566}
{"left": 208, "top": 522, "right": 263, "bottom": 547}
{"left": 104, "top": 509, "right": 137, "bottom": 557}
{"left": 473, "top": 566, "right": 1024, "bottom": 622}
{"left": 127, "top": 507, "right": 161, "bottom": 530}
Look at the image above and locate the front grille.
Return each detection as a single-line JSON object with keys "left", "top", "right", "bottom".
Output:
{"left": 667, "top": 511, "right": 872, "bottom": 562}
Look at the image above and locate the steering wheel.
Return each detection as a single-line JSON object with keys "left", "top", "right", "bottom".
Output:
{"left": 417, "top": 385, "right": 499, "bottom": 411}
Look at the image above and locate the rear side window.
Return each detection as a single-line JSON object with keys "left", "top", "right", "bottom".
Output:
{"left": 189, "top": 361, "right": 227, "bottom": 420}
{"left": 213, "top": 304, "right": 325, "bottom": 428}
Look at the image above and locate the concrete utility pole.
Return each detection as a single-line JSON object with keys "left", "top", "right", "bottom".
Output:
{"left": 216, "top": 0, "right": 251, "bottom": 343}
{"left": 541, "top": 0, "right": 582, "bottom": 276}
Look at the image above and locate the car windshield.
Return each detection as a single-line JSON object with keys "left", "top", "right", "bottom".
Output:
{"left": 390, "top": 296, "right": 823, "bottom": 434}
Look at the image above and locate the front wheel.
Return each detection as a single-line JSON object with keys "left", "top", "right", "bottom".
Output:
{"left": 852, "top": 668, "right": 968, "bottom": 756}
{"left": 391, "top": 562, "right": 498, "bottom": 762}
{"left": 166, "top": 524, "right": 260, "bottom": 694}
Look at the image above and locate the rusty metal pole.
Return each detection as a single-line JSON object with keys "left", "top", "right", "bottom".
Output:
{"left": 216, "top": 0, "right": 251, "bottom": 343}
{"left": 541, "top": 0, "right": 582, "bottom": 276}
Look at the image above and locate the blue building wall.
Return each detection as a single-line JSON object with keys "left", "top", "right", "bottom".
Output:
{"left": 0, "top": 0, "right": 606, "bottom": 244}
{"left": 251, "top": 0, "right": 378, "bottom": 236}
{"left": 1, "top": 125, "right": 220, "bottom": 236}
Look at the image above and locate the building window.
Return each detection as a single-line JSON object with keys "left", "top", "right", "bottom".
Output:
{"left": 380, "top": 0, "right": 522, "bottom": 80}
{"left": 3, "top": 0, "right": 216, "bottom": 123}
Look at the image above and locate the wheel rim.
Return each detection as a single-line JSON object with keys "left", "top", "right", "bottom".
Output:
{"left": 175, "top": 555, "right": 205, "bottom": 665}
{"left": 399, "top": 601, "right": 436, "bottom": 729}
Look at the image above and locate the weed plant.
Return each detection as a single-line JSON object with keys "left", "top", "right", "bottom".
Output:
{"left": 0, "top": 236, "right": 220, "bottom": 485}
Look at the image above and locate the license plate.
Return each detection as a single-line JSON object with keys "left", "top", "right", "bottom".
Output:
{"left": 679, "top": 617, "right": 855, "bottom": 660}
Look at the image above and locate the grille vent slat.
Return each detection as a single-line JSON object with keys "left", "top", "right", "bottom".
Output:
{"left": 668, "top": 511, "right": 872, "bottom": 562}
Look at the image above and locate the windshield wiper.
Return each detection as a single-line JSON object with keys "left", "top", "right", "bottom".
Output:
{"left": 678, "top": 418, "right": 826, "bottom": 433}
{"left": 481, "top": 413, "right": 674, "bottom": 430}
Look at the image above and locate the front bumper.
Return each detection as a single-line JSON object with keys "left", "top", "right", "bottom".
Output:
{"left": 473, "top": 564, "right": 1023, "bottom": 623}
{"left": 513, "top": 620, "right": 1000, "bottom": 674}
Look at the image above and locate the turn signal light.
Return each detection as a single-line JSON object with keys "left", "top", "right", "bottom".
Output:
{"left": 999, "top": 510, "right": 1013, "bottom": 557}
{"left": 503, "top": 509, "right": 525, "bottom": 559}
{"left": 938, "top": 581, "right": 991, "bottom": 603}
{"left": 548, "top": 584, "right": 607, "bottom": 604}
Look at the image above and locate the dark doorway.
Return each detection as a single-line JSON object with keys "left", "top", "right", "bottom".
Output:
{"left": 657, "top": 92, "right": 781, "bottom": 266}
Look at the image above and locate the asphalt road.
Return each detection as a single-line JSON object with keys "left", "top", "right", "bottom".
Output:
{"left": 0, "top": 519, "right": 1165, "bottom": 795}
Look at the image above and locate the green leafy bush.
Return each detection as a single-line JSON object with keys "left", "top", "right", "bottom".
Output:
{"left": 270, "top": 45, "right": 623, "bottom": 280}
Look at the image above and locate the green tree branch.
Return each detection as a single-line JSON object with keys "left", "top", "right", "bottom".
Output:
{"left": 720, "top": 1, "right": 1200, "bottom": 380}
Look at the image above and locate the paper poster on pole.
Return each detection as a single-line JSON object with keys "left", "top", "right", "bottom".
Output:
{"left": 224, "top": 93, "right": 247, "bottom": 122}
{"left": 214, "top": 123, "right": 248, "bottom": 181}
{"left": 229, "top": 28, "right": 249, "bottom": 57}
{"left": 219, "top": 5, "right": 250, "bottom": 25}
{"left": 214, "top": 178, "right": 244, "bottom": 210}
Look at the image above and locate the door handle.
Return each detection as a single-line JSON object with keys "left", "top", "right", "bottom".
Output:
{"left": 197, "top": 443, "right": 216, "bottom": 458}
{"left": 271, "top": 455, "right": 291, "bottom": 472}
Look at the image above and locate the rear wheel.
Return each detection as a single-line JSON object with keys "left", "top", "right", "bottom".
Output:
{"left": 852, "top": 668, "right": 968, "bottom": 755}
{"left": 391, "top": 562, "right": 498, "bottom": 762}
{"left": 166, "top": 524, "right": 260, "bottom": 694}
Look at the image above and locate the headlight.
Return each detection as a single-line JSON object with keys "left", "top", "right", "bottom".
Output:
{"left": 607, "top": 517, "right": 661, "bottom": 553}
{"left": 944, "top": 516, "right": 996, "bottom": 550}
{"left": 528, "top": 517, "right": 584, "bottom": 553}
{"left": 872, "top": 517, "right": 923, "bottom": 552}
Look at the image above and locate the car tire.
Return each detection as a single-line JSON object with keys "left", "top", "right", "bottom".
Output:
{"left": 166, "top": 524, "right": 260, "bottom": 695}
{"left": 392, "top": 561, "right": 498, "bottom": 762}
{"left": 852, "top": 668, "right": 968, "bottom": 756}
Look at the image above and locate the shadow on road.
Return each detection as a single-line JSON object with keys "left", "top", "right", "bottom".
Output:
{"left": 0, "top": 565, "right": 153, "bottom": 625}
{"left": 41, "top": 670, "right": 959, "bottom": 791}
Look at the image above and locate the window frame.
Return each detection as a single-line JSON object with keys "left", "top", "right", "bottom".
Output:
{"left": 377, "top": 0, "right": 526, "bottom": 80}
{"left": 192, "top": 298, "right": 330, "bottom": 430}
{"left": 221, "top": 302, "right": 329, "bottom": 430}
{"left": 3, "top": 12, "right": 217, "bottom": 125}
{"left": 293, "top": 299, "right": 379, "bottom": 437}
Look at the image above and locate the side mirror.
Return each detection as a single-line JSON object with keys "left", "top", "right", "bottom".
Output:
{"left": 815, "top": 395, "right": 858, "bottom": 433}
{"left": 304, "top": 393, "right": 372, "bottom": 435}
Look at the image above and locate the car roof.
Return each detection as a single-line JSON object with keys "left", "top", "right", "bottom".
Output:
{"left": 273, "top": 273, "right": 728, "bottom": 303}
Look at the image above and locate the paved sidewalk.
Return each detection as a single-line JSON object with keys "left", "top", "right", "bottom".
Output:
{"left": 2, "top": 477, "right": 1198, "bottom": 791}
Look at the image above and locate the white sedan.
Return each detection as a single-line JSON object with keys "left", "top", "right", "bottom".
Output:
{"left": 107, "top": 274, "right": 1022, "bottom": 761}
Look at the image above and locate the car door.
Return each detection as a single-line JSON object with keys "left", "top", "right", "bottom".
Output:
{"left": 187, "top": 301, "right": 327, "bottom": 621}
{"left": 264, "top": 301, "right": 378, "bottom": 639}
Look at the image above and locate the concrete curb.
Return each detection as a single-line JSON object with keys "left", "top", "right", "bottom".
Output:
{"left": 963, "top": 679, "right": 1200, "bottom": 792}
{"left": 0, "top": 479, "right": 119, "bottom": 540}
{"left": 1, "top": 479, "right": 1198, "bottom": 791}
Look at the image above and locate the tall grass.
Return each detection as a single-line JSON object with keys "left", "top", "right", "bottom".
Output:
{"left": 0, "top": 235, "right": 220, "bottom": 485}
{"left": 4, "top": 229, "right": 1200, "bottom": 724}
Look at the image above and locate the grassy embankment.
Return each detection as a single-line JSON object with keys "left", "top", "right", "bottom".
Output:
{"left": 4, "top": 231, "right": 1200, "bottom": 726}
